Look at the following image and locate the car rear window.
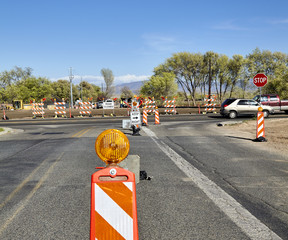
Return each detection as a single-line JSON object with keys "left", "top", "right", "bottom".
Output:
{"left": 222, "top": 99, "right": 236, "bottom": 106}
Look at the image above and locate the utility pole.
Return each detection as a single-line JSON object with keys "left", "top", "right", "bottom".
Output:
{"left": 80, "top": 76, "right": 83, "bottom": 100}
{"left": 208, "top": 59, "right": 212, "bottom": 98}
{"left": 69, "top": 67, "right": 74, "bottom": 109}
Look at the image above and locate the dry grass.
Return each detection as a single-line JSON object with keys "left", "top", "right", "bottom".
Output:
{"left": 224, "top": 118, "right": 288, "bottom": 155}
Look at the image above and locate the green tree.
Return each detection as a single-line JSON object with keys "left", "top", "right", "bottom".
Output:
{"left": 228, "top": 54, "right": 245, "bottom": 98}
{"left": 203, "top": 51, "right": 219, "bottom": 98}
{"left": 214, "top": 54, "right": 230, "bottom": 102}
{"left": 140, "top": 72, "right": 177, "bottom": 99}
{"left": 155, "top": 52, "right": 203, "bottom": 105}
{"left": 51, "top": 79, "right": 79, "bottom": 102}
{"left": 78, "top": 81, "right": 99, "bottom": 101}
{"left": 0, "top": 66, "right": 32, "bottom": 88}
{"left": 6, "top": 77, "right": 53, "bottom": 103}
{"left": 246, "top": 48, "right": 288, "bottom": 97}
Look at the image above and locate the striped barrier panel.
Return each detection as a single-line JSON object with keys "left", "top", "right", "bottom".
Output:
{"left": 256, "top": 112, "right": 265, "bottom": 139}
{"left": 79, "top": 101, "right": 92, "bottom": 117}
{"left": 144, "top": 98, "right": 156, "bottom": 114}
{"left": 204, "top": 95, "right": 217, "bottom": 113}
{"left": 90, "top": 167, "right": 138, "bottom": 240}
{"left": 54, "top": 101, "right": 66, "bottom": 118}
{"left": 32, "top": 102, "right": 44, "bottom": 118}
{"left": 164, "top": 98, "right": 176, "bottom": 114}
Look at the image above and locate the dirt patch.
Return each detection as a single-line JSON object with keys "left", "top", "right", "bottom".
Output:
{"left": 223, "top": 118, "right": 288, "bottom": 156}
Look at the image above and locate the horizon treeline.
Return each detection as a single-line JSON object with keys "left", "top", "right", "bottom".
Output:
{"left": 140, "top": 48, "right": 288, "bottom": 105}
{"left": 1, "top": 48, "right": 288, "bottom": 104}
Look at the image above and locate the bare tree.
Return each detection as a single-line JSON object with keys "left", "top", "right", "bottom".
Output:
{"left": 101, "top": 68, "right": 114, "bottom": 98}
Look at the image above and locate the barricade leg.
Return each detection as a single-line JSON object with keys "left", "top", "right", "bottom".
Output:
{"left": 142, "top": 110, "right": 148, "bottom": 126}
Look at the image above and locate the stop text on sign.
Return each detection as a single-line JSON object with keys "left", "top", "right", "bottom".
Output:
{"left": 254, "top": 77, "right": 267, "bottom": 84}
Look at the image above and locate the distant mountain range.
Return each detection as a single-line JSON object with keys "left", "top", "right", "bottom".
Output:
{"left": 114, "top": 81, "right": 146, "bottom": 95}
{"left": 114, "top": 80, "right": 217, "bottom": 96}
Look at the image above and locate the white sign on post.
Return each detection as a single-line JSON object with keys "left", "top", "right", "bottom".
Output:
{"left": 103, "top": 100, "right": 114, "bottom": 109}
{"left": 130, "top": 111, "right": 141, "bottom": 125}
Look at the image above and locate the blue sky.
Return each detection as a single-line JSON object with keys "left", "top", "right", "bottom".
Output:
{"left": 1, "top": 0, "right": 288, "bottom": 86}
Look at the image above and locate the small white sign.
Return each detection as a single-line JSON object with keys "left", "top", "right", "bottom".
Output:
{"left": 103, "top": 100, "right": 114, "bottom": 109}
{"left": 130, "top": 111, "right": 141, "bottom": 125}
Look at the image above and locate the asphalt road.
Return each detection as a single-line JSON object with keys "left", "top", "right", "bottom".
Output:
{"left": 0, "top": 114, "right": 287, "bottom": 239}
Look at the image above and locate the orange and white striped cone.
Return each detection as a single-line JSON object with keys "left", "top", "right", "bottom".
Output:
{"left": 142, "top": 110, "right": 148, "bottom": 126}
{"left": 90, "top": 166, "right": 138, "bottom": 240}
{"left": 255, "top": 110, "right": 267, "bottom": 142}
{"left": 155, "top": 110, "right": 160, "bottom": 125}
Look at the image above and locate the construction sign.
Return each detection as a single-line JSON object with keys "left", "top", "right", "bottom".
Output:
{"left": 103, "top": 100, "right": 114, "bottom": 109}
{"left": 130, "top": 99, "right": 141, "bottom": 125}
{"left": 91, "top": 129, "right": 139, "bottom": 239}
{"left": 90, "top": 167, "right": 138, "bottom": 239}
{"left": 130, "top": 111, "right": 141, "bottom": 125}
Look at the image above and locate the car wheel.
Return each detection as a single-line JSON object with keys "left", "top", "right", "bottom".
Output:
{"left": 229, "top": 111, "right": 237, "bottom": 119}
{"left": 263, "top": 110, "right": 269, "bottom": 118}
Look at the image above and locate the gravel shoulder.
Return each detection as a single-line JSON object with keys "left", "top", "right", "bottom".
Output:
{"left": 221, "top": 118, "right": 288, "bottom": 157}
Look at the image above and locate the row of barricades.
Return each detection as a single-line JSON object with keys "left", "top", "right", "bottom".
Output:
{"left": 30, "top": 96, "right": 220, "bottom": 119}
{"left": 31, "top": 99, "right": 93, "bottom": 119}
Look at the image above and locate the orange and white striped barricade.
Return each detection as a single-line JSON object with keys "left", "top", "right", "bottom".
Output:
{"left": 91, "top": 167, "right": 138, "bottom": 240}
{"left": 164, "top": 97, "right": 176, "bottom": 114}
{"left": 32, "top": 101, "right": 45, "bottom": 119}
{"left": 155, "top": 108, "right": 160, "bottom": 125}
{"left": 91, "top": 129, "right": 139, "bottom": 240}
{"left": 255, "top": 108, "right": 267, "bottom": 142}
{"left": 204, "top": 95, "right": 217, "bottom": 114}
{"left": 54, "top": 100, "right": 66, "bottom": 118}
{"left": 144, "top": 98, "right": 156, "bottom": 115}
{"left": 79, "top": 101, "right": 92, "bottom": 117}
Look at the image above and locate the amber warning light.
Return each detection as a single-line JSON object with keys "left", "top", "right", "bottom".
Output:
{"left": 95, "top": 129, "right": 130, "bottom": 165}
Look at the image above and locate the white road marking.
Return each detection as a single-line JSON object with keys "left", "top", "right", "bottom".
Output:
{"left": 142, "top": 126, "right": 282, "bottom": 240}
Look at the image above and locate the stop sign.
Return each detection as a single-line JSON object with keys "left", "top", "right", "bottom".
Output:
{"left": 253, "top": 73, "right": 268, "bottom": 87}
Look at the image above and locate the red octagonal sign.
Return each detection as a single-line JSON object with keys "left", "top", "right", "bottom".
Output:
{"left": 253, "top": 73, "right": 268, "bottom": 87}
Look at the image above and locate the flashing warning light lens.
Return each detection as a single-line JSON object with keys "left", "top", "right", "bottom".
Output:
{"left": 258, "top": 107, "right": 263, "bottom": 112}
{"left": 95, "top": 129, "right": 130, "bottom": 164}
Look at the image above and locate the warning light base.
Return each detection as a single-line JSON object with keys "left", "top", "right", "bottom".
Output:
{"left": 132, "top": 125, "right": 141, "bottom": 136}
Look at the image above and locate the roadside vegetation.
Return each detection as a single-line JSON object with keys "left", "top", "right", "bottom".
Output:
{"left": 0, "top": 128, "right": 4, "bottom": 132}
{"left": 1, "top": 48, "right": 288, "bottom": 107}
{"left": 141, "top": 48, "right": 288, "bottom": 105}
